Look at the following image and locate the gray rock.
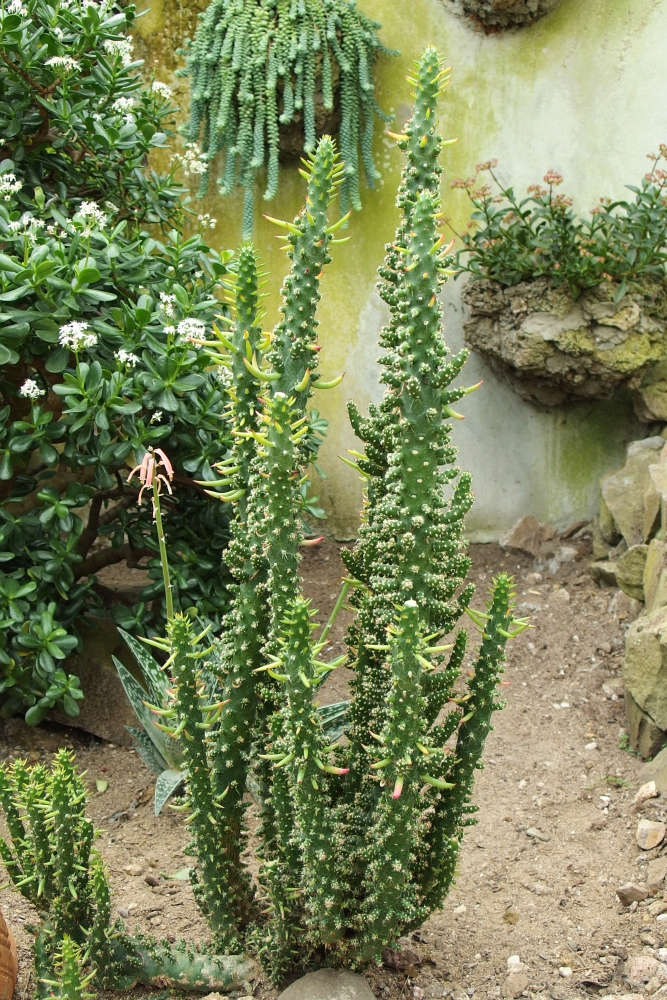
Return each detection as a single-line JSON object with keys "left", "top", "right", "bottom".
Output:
{"left": 640, "top": 746, "right": 667, "bottom": 796}
{"left": 48, "top": 618, "right": 138, "bottom": 746}
{"left": 644, "top": 539, "right": 667, "bottom": 613}
{"left": 501, "top": 972, "right": 529, "bottom": 999}
{"left": 625, "top": 689, "right": 667, "bottom": 759}
{"left": 277, "top": 969, "right": 376, "bottom": 1000}
{"left": 499, "top": 515, "right": 557, "bottom": 558}
{"left": 636, "top": 818, "right": 666, "bottom": 850}
{"left": 525, "top": 827, "right": 550, "bottom": 842}
{"left": 616, "top": 883, "right": 649, "bottom": 906}
{"left": 589, "top": 560, "right": 618, "bottom": 587}
{"left": 617, "top": 545, "right": 649, "bottom": 602}
{"left": 647, "top": 856, "right": 667, "bottom": 891}
{"left": 624, "top": 607, "right": 667, "bottom": 736}
{"left": 635, "top": 360, "right": 667, "bottom": 422}
{"left": 601, "top": 438, "right": 665, "bottom": 548}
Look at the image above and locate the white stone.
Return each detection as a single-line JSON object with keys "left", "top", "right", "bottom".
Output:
{"left": 276, "top": 969, "right": 376, "bottom": 1000}
{"left": 635, "top": 781, "right": 659, "bottom": 805}
{"left": 559, "top": 967, "right": 572, "bottom": 978}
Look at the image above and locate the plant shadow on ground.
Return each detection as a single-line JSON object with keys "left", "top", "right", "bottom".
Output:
{"left": 0, "top": 538, "right": 657, "bottom": 1000}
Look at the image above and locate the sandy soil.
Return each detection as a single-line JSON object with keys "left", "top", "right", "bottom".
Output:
{"left": 0, "top": 538, "right": 662, "bottom": 1000}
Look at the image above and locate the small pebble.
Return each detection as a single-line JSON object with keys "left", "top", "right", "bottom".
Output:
{"left": 145, "top": 874, "right": 161, "bottom": 887}
{"left": 559, "top": 967, "right": 572, "bottom": 978}
{"left": 117, "top": 907, "right": 129, "bottom": 918}
{"left": 585, "top": 741, "right": 597, "bottom": 750}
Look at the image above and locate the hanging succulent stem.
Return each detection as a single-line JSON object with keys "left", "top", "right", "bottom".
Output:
{"left": 177, "top": 0, "right": 396, "bottom": 238}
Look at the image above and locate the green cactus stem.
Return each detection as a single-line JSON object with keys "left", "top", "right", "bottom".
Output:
{"left": 41, "top": 935, "right": 95, "bottom": 1000}
{"left": 157, "top": 612, "right": 248, "bottom": 952}
{"left": 265, "top": 136, "right": 344, "bottom": 410}
{"left": 205, "top": 244, "right": 269, "bottom": 922}
{"left": 178, "top": 0, "right": 395, "bottom": 238}
{"left": 342, "top": 50, "right": 477, "bottom": 828}
{"left": 418, "top": 574, "right": 521, "bottom": 911}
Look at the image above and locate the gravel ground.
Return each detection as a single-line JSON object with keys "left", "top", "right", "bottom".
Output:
{"left": 1, "top": 538, "right": 663, "bottom": 1000}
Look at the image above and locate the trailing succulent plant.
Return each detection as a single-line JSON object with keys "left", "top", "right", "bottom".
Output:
{"left": 152, "top": 47, "right": 530, "bottom": 979}
{"left": 0, "top": 750, "right": 256, "bottom": 997}
{"left": 177, "top": 0, "right": 396, "bottom": 236}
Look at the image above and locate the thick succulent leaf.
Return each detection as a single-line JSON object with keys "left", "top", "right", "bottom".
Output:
{"left": 126, "top": 726, "right": 169, "bottom": 776}
{"left": 155, "top": 768, "right": 187, "bottom": 816}
{"left": 117, "top": 627, "right": 170, "bottom": 705}
{"left": 113, "top": 656, "right": 175, "bottom": 765}
{"left": 317, "top": 700, "right": 349, "bottom": 741}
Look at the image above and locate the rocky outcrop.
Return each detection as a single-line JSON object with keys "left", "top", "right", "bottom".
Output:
{"left": 462, "top": 277, "right": 667, "bottom": 406}
{"left": 588, "top": 436, "right": 667, "bottom": 756}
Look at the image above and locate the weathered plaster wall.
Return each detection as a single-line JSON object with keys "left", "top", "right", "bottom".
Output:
{"left": 134, "top": 0, "right": 666, "bottom": 539}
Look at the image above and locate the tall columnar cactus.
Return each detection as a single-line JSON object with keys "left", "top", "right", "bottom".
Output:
{"left": 199, "top": 139, "right": 343, "bottom": 928}
{"left": 116, "top": 46, "right": 529, "bottom": 984}
{"left": 341, "top": 52, "right": 477, "bottom": 829}
{"left": 177, "top": 0, "right": 394, "bottom": 236}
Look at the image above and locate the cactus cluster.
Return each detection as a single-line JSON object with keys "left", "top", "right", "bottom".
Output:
{"left": 1, "top": 46, "right": 531, "bottom": 995}
{"left": 159, "top": 46, "right": 530, "bottom": 979}
{"left": 177, "top": 0, "right": 395, "bottom": 236}
{"left": 0, "top": 750, "right": 255, "bottom": 996}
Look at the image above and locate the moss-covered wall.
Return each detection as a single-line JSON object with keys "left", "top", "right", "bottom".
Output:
{"left": 134, "top": 0, "right": 664, "bottom": 539}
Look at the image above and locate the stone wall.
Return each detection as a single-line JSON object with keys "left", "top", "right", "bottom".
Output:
{"left": 134, "top": 0, "right": 666, "bottom": 539}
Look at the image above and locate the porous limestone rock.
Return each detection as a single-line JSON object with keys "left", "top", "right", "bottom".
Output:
{"left": 635, "top": 360, "right": 667, "bottom": 422}
{"left": 589, "top": 561, "right": 618, "bottom": 587}
{"left": 600, "top": 437, "right": 664, "bottom": 548}
{"left": 462, "top": 277, "right": 667, "bottom": 406}
{"left": 616, "top": 545, "right": 649, "bottom": 602}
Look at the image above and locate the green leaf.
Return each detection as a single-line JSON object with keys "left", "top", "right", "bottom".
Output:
{"left": 0, "top": 344, "right": 18, "bottom": 365}
{"left": 76, "top": 267, "right": 101, "bottom": 286}
{"left": 45, "top": 346, "right": 70, "bottom": 372}
{"left": 317, "top": 700, "right": 349, "bottom": 741}
{"left": 0, "top": 285, "right": 31, "bottom": 301}
{"left": 96, "top": 778, "right": 108, "bottom": 793}
{"left": 154, "top": 768, "right": 186, "bottom": 815}
{"left": 161, "top": 866, "right": 191, "bottom": 881}
{"left": 126, "top": 726, "right": 168, "bottom": 775}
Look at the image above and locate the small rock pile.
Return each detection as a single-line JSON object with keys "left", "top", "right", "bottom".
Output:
{"left": 589, "top": 436, "right": 667, "bottom": 757}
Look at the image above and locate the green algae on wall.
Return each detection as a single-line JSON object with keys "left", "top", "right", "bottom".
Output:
{"left": 134, "top": 0, "right": 667, "bottom": 538}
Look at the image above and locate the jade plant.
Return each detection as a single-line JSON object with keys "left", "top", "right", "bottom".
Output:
{"left": 0, "top": 0, "right": 243, "bottom": 724}
{"left": 177, "top": 0, "right": 396, "bottom": 236}
{"left": 450, "top": 147, "right": 667, "bottom": 299}
{"left": 0, "top": 749, "right": 256, "bottom": 997}
{"left": 153, "top": 48, "right": 529, "bottom": 978}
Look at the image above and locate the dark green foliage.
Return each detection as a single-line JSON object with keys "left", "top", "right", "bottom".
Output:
{"left": 177, "top": 0, "right": 396, "bottom": 236}
{"left": 451, "top": 147, "right": 667, "bottom": 299}
{"left": 0, "top": 0, "right": 238, "bottom": 723}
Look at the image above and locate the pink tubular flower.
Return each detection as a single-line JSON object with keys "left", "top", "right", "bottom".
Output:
{"left": 128, "top": 447, "right": 174, "bottom": 510}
